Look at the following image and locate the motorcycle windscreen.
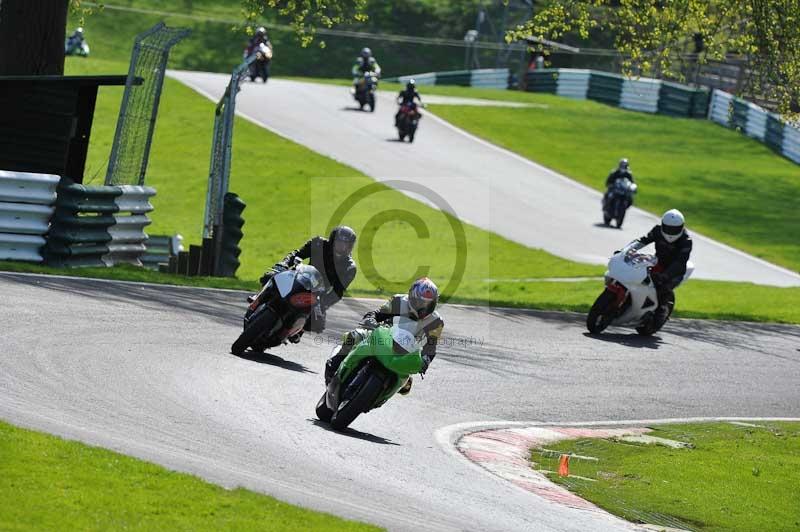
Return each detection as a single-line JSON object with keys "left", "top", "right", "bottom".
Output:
{"left": 294, "top": 264, "right": 325, "bottom": 293}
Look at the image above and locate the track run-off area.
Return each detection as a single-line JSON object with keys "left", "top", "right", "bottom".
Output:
{"left": 2, "top": 273, "right": 799, "bottom": 530}
{"left": 168, "top": 72, "right": 800, "bottom": 287}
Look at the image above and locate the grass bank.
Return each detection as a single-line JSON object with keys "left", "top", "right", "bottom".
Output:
{"left": 429, "top": 94, "right": 800, "bottom": 273}
{"left": 0, "top": 420, "right": 379, "bottom": 531}
{"left": 533, "top": 422, "right": 800, "bottom": 531}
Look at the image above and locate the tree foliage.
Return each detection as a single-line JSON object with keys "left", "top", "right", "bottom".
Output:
{"left": 240, "top": 0, "right": 369, "bottom": 46}
{"left": 509, "top": 0, "right": 800, "bottom": 118}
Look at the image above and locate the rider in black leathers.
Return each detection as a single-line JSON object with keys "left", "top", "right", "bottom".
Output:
{"left": 395, "top": 79, "right": 423, "bottom": 127}
{"left": 604, "top": 158, "right": 635, "bottom": 206}
{"left": 622, "top": 209, "right": 692, "bottom": 325}
{"left": 245, "top": 26, "right": 271, "bottom": 58}
{"left": 259, "top": 226, "right": 357, "bottom": 337}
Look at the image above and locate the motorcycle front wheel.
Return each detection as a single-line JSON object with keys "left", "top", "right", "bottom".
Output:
{"left": 315, "top": 393, "right": 333, "bottom": 423}
{"left": 586, "top": 289, "right": 618, "bottom": 334}
{"left": 330, "top": 372, "right": 384, "bottom": 430}
{"left": 231, "top": 307, "right": 279, "bottom": 356}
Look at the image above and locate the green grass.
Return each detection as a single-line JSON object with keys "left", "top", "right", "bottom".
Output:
{"left": 67, "top": 1, "right": 501, "bottom": 78}
{"left": 532, "top": 422, "right": 800, "bottom": 531}
{"left": 63, "top": 57, "right": 603, "bottom": 295}
{"left": 0, "top": 419, "right": 379, "bottom": 531}
{"left": 429, "top": 94, "right": 800, "bottom": 273}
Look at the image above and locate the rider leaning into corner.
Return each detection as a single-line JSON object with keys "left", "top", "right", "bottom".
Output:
{"left": 621, "top": 209, "right": 693, "bottom": 325}
{"left": 352, "top": 47, "right": 382, "bottom": 84}
{"left": 325, "top": 277, "right": 444, "bottom": 396}
{"left": 245, "top": 26, "right": 271, "bottom": 58}
{"left": 258, "top": 226, "right": 357, "bottom": 340}
{"left": 395, "top": 78, "right": 423, "bottom": 127}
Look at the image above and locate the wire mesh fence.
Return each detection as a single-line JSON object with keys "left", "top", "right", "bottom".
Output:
{"left": 202, "top": 54, "right": 256, "bottom": 240}
{"left": 105, "top": 23, "right": 190, "bottom": 186}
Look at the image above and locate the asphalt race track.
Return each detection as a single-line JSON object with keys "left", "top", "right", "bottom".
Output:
{"left": 168, "top": 72, "right": 800, "bottom": 287}
{"left": 2, "top": 273, "right": 799, "bottom": 531}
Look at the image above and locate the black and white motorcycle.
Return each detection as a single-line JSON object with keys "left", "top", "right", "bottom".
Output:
{"left": 586, "top": 250, "right": 694, "bottom": 335}
{"left": 231, "top": 263, "right": 325, "bottom": 355}
{"left": 602, "top": 178, "right": 637, "bottom": 228}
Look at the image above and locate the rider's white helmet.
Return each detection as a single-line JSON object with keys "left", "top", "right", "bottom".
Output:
{"left": 661, "top": 209, "right": 685, "bottom": 243}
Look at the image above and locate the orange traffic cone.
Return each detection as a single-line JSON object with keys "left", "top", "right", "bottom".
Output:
{"left": 558, "top": 454, "right": 570, "bottom": 477}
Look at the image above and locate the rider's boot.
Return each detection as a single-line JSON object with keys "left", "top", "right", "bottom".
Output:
{"left": 653, "top": 298, "right": 674, "bottom": 328}
{"left": 324, "top": 350, "right": 348, "bottom": 385}
{"left": 398, "top": 376, "right": 413, "bottom": 396}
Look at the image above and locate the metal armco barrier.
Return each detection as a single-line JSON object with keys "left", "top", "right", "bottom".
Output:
{"left": 708, "top": 89, "right": 800, "bottom": 165}
{"left": 141, "top": 234, "right": 183, "bottom": 270}
{"left": 0, "top": 171, "right": 59, "bottom": 262}
{"left": 620, "top": 78, "right": 661, "bottom": 114}
{"left": 524, "top": 69, "right": 709, "bottom": 118}
{"left": 394, "top": 69, "right": 510, "bottom": 89}
{"left": 44, "top": 178, "right": 156, "bottom": 267}
{"left": 555, "top": 69, "right": 589, "bottom": 99}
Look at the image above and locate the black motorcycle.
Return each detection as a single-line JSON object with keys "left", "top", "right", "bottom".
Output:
{"left": 397, "top": 102, "right": 422, "bottom": 142}
{"left": 231, "top": 263, "right": 324, "bottom": 355}
{"left": 602, "top": 178, "right": 637, "bottom": 228}
{"left": 353, "top": 73, "right": 378, "bottom": 112}
{"left": 248, "top": 42, "right": 272, "bottom": 83}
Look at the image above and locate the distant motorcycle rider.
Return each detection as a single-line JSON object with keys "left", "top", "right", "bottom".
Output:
{"left": 395, "top": 79, "right": 423, "bottom": 127}
{"left": 245, "top": 26, "right": 271, "bottom": 58}
{"left": 325, "top": 277, "right": 444, "bottom": 395}
{"left": 606, "top": 158, "right": 634, "bottom": 187}
{"left": 621, "top": 209, "right": 692, "bottom": 326}
{"left": 604, "top": 158, "right": 635, "bottom": 207}
{"left": 259, "top": 226, "right": 357, "bottom": 338}
{"left": 65, "top": 27, "right": 88, "bottom": 56}
{"left": 352, "top": 47, "right": 382, "bottom": 82}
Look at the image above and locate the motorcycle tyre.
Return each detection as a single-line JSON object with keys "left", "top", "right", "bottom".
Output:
{"left": 315, "top": 392, "right": 333, "bottom": 423}
{"left": 330, "top": 373, "right": 384, "bottom": 431}
{"left": 586, "top": 289, "right": 618, "bottom": 334}
{"left": 231, "top": 307, "right": 278, "bottom": 356}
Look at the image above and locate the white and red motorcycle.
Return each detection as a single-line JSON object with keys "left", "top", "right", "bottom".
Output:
{"left": 586, "top": 251, "right": 694, "bottom": 335}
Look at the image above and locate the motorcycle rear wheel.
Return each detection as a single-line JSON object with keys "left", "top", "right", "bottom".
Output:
{"left": 330, "top": 372, "right": 384, "bottom": 430}
{"left": 231, "top": 307, "right": 278, "bottom": 356}
{"left": 586, "top": 290, "right": 618, "bottom": 334}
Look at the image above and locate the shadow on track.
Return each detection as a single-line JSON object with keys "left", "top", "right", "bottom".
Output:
{"left": 583, "top": 331, "right": 665, "bottom": 349}
{"left": 340, "top": 106, "right": 369, "bottom": 112}
{"left": 592, "top": 222, "right": 621, "bottom": 230}
{"left": 308, "top": 418, "right": 399, "bottom": 445}
{"left": 232, "top": 349, "right": 315, "bottom": 373}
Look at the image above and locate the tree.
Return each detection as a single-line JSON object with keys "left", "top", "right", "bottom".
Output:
{"left": 241, "top": 0, "right": 368, "bottom": 46}
{"left": 509, "top": 0, "right": 800, "bottom": 118}
{"left": 0, "top": 1, "right": 69, "bottom": 75}
{"left": 0, "top": 1, "right": 371, "bottom": 76}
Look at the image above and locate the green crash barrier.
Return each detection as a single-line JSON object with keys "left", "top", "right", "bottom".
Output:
{"left": 524, "top": 71, "right": 559, "bottom": 93}
{"left": 587, "top": 72, "right": 623, "bottom": 106}
{"left": 731, "top": 99, "right": 749, "bottom": 130}
{"left": 216, "top": 192, "right": 246, "bottom": 278}
{"left": 765, "top": 115, "right": 785, "bottom": 152}
{"left": 658, "top": 82, "right": 710, "bottom": 118}
{"left": 435, "top": 70, "right": 472, "bottom": 87}
{"left": 44, "top": 177, "right": 155, "bottom": 267}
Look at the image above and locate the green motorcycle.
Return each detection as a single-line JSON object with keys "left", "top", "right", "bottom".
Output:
{"left": 316, "top": 323, "right": 423, "bottom": 430}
